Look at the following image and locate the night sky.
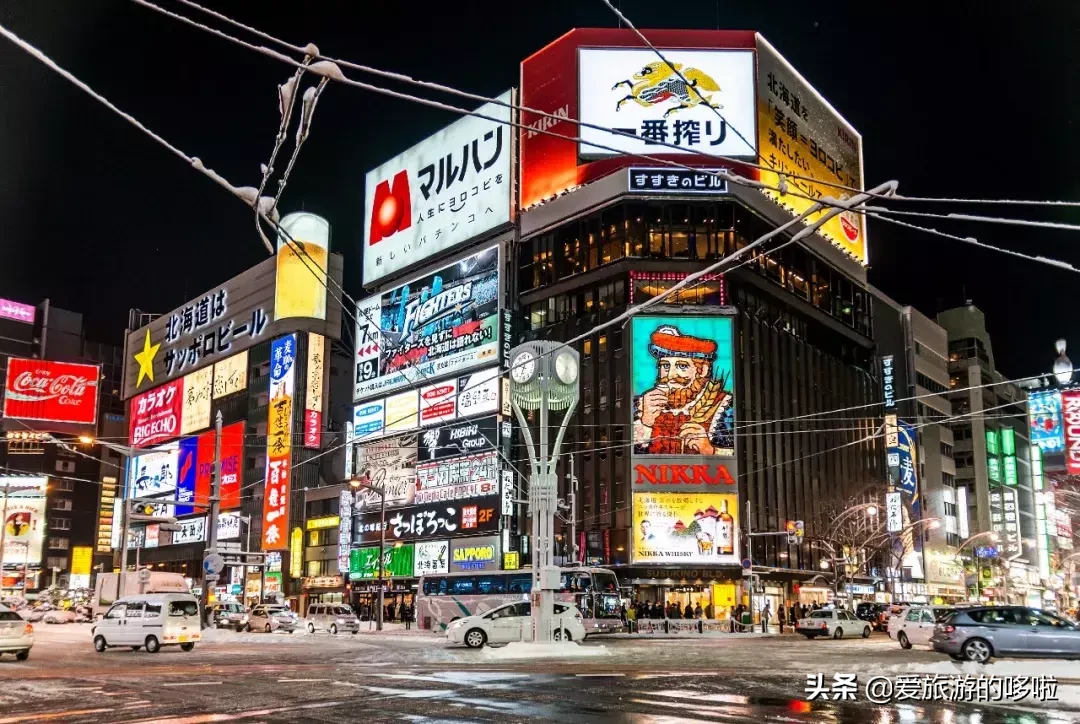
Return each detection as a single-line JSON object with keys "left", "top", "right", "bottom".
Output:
{"left": 2, "top": 1, "right": 1078, "bottom": 377}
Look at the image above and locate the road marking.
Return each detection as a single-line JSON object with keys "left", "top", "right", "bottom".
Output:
{"left": 125, "top": 700, "right": 344, "bottom": 723}
{"left": 575, "top": 673, "right": 626, "bottom": 677}
{"left": 0, "top": 710, "right": 115, "bottom": 724}
{"left": 161, "top": 681, "right": 223, "bottom": 687}
{"left": 277, "top": 678, "right": 330, "bottom": 682}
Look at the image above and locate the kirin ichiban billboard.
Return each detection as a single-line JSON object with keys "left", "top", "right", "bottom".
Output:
{"left": 362, "top": 90, "right": 513, "bottom": 286}
{"left": 2, "top": 358, "right": 100, "bottom": 426}
{"left": 353, "top": 245, "right": 501, "bottom": 400}
{"left": 628, "top": 315, "right": 739, "bottom": 566}
{"left": 121, "top": 220, "right": 343, "bottom": 401}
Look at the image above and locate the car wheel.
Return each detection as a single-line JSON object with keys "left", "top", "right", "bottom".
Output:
{"left": 863, "top": 627, "right": 871, "bottom": 639}
{"left": 330, "top": 624, "right": 338, "bottom": 635}
{"left": 464, "top": 628, "right": 487, "bottom": 649}
{"left": 265, "top": 624, "right": 272, "bottom": 633}
{"left": 243, "top": 623, "right": 251, "bottom": 633}
{"left": 94, "top": 635, "right": 107, "bottom": 653}
{"left": 307, "top": 623, "right": 315, "bottom": 634}
{"left": 180, "top": 642, "right": 195, "bottom": 652}
{"left": 833, "top": 627, "right": 844, "bottom": 640}
{"left": 145, "top": 636, "right": 161, "bottom": 654}
{"left": 15, "top": 650, "right": 29, "bottom": 661}
{"left": 962, "top": 638, "right": 992, "bottom": 663}
{"left": 898, "top": 632, "right": 912, "bottom": 650}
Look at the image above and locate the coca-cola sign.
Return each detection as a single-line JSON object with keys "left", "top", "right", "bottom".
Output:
{"left": 1062, "top": 390, "right": 1080, "bottom": 475}
{"left": 3, "top": 358, "right": 100, "bottom": 425}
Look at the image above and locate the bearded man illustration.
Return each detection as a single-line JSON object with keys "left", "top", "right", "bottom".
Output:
{"left": 633, "top": 326, "right": 733, "bottom": 455}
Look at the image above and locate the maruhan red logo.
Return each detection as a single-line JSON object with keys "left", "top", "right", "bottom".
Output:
{"left": 369, "top": 170, "right": 412, "bottom": 244}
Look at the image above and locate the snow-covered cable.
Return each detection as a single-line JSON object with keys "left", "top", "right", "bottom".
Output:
{"left": 866, "top": 206, "right": 1080, "bottom": 234}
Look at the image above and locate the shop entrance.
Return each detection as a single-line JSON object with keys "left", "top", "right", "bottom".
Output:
{"left": 631, "top": 582, "right": 737, "bottom": 619}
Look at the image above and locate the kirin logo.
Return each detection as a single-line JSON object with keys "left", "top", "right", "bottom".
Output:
{"left": 369, "top": 170, "right": 411, "bottom": 244}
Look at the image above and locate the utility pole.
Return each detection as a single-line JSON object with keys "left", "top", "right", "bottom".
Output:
{"left": 199, "top": 411, "right": 224, "bottom": 621}
{"left": 119, "top": 498, "right": 131, "bottom": 601}
{"left": 0, "top": 482, "right": 8, "bottom": 597}
{"left": 568, "top": 453, "right": 577, "bottom": 564}
{"left": 747, "top": 500, "right": 753, "bottom": 628}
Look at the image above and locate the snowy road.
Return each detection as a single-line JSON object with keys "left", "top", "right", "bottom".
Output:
{"left": 1, "top": 625, "right": 1077, "bottom": 723}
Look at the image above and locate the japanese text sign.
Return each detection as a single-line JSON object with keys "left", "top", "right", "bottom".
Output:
{"left": 881, "top": 356, "right": 896, "bottom": 410}
{"left": 363, "top": 90, "right": 512, "bottom": 286}
{"left": 130, "top": 378, "right": 184, "bottom": 448}
{"left": 180, "top": 366, "right": 213, "bottom": 435}
{"left": 1062, "top": 390, "right": 1080, "bottom": 475}
{"left": 304, "top": 333, "right": 325, "bottom": 449}
{"left": 3, "top": 358, "right": 100, "bottom": 426}
{"left": 631, "top": 492, "right": 739, "bottom": 564}
{"left": 0, "top": 297, "right": 35, "bottom": 325}
{"left": 353, "top": 496, "right": 500, "bottom": 545}
{"left": 261, "top": 334, "right": 297, "bottom": 550}
{"left": 212, "top": 351, "right": 248, "bottom": 399}
{"left": 628, "top": 167, "right": 728, "bottom": 194}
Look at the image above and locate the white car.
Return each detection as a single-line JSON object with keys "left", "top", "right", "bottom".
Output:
{"left": 0, "top": 606, "right": 33, "bottom": 660}
{"left": 247, "top": 604, "right": 298, "bottom": 633}
{"left": 892, "top": 605, "right": 954, "bottom": 649}
{"left": 448, "top": 601, "right": 585, "bottom": 648}
{"left": 796, "top": 609, "right": 872, "bottom": 640}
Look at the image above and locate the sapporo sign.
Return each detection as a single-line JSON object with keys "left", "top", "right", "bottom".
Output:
{"left": 122, "top": 253, "right": 344, "bottom": 400}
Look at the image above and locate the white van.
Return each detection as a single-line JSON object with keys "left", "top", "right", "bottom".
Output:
{"left": 305, "top": 603, "right": 360, "bottom": 634}
{"left": 91, "top": 593, "right": 201, "bottom": 653}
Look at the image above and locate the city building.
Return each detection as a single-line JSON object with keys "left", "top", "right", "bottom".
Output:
{"left": 938, "top": 303, "right": 1047, "bottom": 606}
{"left": 0, "top": 296, "right": 124, "bottom": 594}
{"left": 515, "top": 29, "right": 889, "bottom": 615}
{"left": 114, "top": 213, "right": 345, "bottom": 610}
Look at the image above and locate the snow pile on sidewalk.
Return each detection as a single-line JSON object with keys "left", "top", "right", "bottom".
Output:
{"left": 479, "top": 642, "right": 613, "bottom": 660}
{"left": 200, "top": 627, "right": 314, "bottom": 645}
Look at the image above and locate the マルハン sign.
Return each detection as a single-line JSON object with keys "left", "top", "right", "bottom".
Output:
{"left": 122, "top": 254, "right": 343, "bottom": 400}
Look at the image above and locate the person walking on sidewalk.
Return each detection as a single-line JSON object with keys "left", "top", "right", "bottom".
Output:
{"left": 761, "top": 601, "right": 771, "bottom": 633}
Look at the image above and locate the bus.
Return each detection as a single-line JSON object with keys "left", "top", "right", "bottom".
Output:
{"left": 416, "top": 567, "right": 623, "bottom": 635}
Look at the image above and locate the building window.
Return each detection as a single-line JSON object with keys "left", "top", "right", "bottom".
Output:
{"left": 944, "top": 502, "right": 957, "bottom": 517}
{"left": 52, "top": 498, "right": 73, "bottom": 511}
{"left": 49, "top": 518, "right": 71, "bottom": 530}
{"left": 48, "top": 537, "right": 70, "bottom": 550}
{"left": 52, "top": 479, "right": 76, "bottom": 492}
{"left": 599, "top": 379, "right": 608, "bottom": 411}
{"left": 583, "top": 339, "right": 592, "bottom": 358}
{"left": 614, "top": 376, "right": 624, "bottom": 409}
{"left": 940, "top": 442, "right": 954, "bottom": 459}
{"left": 598, "top": 335, "right": 608, "bottom": 361}
{"left": 942, "top": 472, "right": 956, "bottom": 487}
{"left": 582, "top": 386, "right": 592, "bottom": 416}
{"left": 945, "top": 532, "right": 961, "bottom": 548}
{"left": 46, "top": 557, "right": 68, "bottom": 570}
{"left": 917, "top": 372, "right": 949, "bottom": 395}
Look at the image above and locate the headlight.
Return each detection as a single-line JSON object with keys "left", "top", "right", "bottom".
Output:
{"left": 450, "top": 619, "right": 466, "bottom": 629}
{"left": 241, "top": 616, "right": 248, "bottom": 623}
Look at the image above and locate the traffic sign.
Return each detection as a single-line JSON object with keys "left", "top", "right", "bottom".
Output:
{"left": 741, "top": 558, "right": 752, "bottom": 570}
{"left": 203, "top": 553, "right": 225, "bottom": 576}
{"left": 137, "top": 568, "right": 151, "bottom": 584}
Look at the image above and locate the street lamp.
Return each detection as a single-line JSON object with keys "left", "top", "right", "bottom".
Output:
{"left": 1054, "top": 339, "right": 1074, "bottom": 386}
{"left": 508, "top": 341, "right": 580, "bottom": 643}
{"left": 349, "top": 476, "right": 387, "bottom": 631}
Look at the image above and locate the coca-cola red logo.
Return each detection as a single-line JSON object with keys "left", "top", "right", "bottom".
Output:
{"left": 3, "top": 358, "right": 100, "bottom": 425}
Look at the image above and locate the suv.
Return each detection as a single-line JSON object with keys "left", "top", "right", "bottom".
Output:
{"left": 207, "top": 602, "right": 248, "bottom": 630}
{"left": 305, "top": 603, "right": 360, "bottom": 634}
{"left": 930, "top": 606, "right": 1080, "bottom": 662}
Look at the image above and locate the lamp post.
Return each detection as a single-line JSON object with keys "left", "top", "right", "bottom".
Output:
{"left": 349, "top": 477, "right": 386, "bottom": 631}
{"left": 1054, "top": 339, "right": 1074, "bottom": 386}
{"left": 508, "top": 341, "right": 580, "bottom": 643}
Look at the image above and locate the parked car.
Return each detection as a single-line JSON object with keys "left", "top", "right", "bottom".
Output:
{"left": 930, "top": 606, "right": 1080, "bottom": 663}
{"left": 447, "top": 601, "right": 585, "bottom": 649}
{"left": 0, "top": 606, "right": 33, "bottom": 660}
{"left": 91, "top": 594, "right": 201, "bottom": 653}
{"left": 207, "top": 602, "right": 248, "bottom": 630}
{"left": 855, "top": 602, "right": 891, "bottom": 632}
{"left": 248, "top": 604, "right": 298, "bottom": 633}
{"left": 305, "top": 603, "right": 360, "bottom": 634}
{"left": 796, "top": 609, "right": 872, "bottom": 640}
{"left": 42, "top": 609, "right": 78, "bottom": 625}
{"left": 890, "top": 605, "right": 954, "bottom": 649}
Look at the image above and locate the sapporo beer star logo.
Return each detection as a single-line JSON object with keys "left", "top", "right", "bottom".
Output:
{"left": 133, "top": 328, "right": 160, "bottom": 388}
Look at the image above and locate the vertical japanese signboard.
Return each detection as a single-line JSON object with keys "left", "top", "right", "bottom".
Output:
{"left": 1062, "top": 389, "right": 1080, "bottom": 475}
{"left": 180, "top": 366, "right": 213, "bottom": 435}
{"left": 1028, "top": 389, "right": 1065, "bottom": 454}
{"left": 755, "top": 35, "right": 866, "bottom": 263}
{"left": 261, "top": 334, "right": 297, "bottom": 550}
{"left": 212, "top": 351, "right": 248, "bottom": 399}
{"left": 304, "top": 332, "right": 325, "bottom": 450}
{"left": 219, "top": 422, "right": 244, "bottom": 510}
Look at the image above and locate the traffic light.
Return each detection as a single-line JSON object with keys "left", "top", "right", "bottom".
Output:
{"left": 786, "top": 520, "right": 797, "bottom": 545}
{"left": 795, "top": 520, "right": 805, "bottom": 542}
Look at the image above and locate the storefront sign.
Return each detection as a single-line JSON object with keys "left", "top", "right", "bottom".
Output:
{"left": 304, "top": 333, "right": 325, "bottom": 449}
{"left": 1063, "top": 390, "right": 1080, "bottom": 474}
{"left": 353, "top": 433, "right": 418, "bottom": 511}
{"left": 352, "top": 399, "right": 385, "bottom": 441}
{"left": 262, "top": 335, "right": 297, "bottom": 550}
{"left": 757, "top": 36, "right": 866, "bottom": 263}
{"left": 289, "top": 527, "right": 303, "bottom": 578}
{"left": 881, "top": 356, "right": 896, "bottom": 410}
{"left": 349, "top": 544, "right": 415, "bottom": 579}
{"left": 503, "top": 551, "right": 520, "bottom": 570}
{"left": 457, "top": 367, "right": 501, "bottom": 418}
{"left": 217, "top": 514, "right": 242, "bottom": 541}
{"left": 362, "top": 92, "right": 511, "bottom": 286}
{"left": 419, "top": 379, "right": 458, "bottom": 427}
{"left": 129, "top": 378, "right": 184, "bottom": 448}
{"left": 144, "top": 524, "right": 160, "bottom": 549}
{"left": 414, "top": 540, "right": 450, "bottom": 576}
{"left": 96, "top": 477, "right": 117, "bottom": 554}
{"left": 176, "top": 436, "right": 197, "bottom": 516}
{"left": 385, "top": 389, "right": 419, "bottom": 432}
{"left": 0, "top": 485, "right": 45, "bottom": 568}
{"left": 303, "top": 575, "right": 343, "bottom": 589}
{"left": 501, "top": 470, "right": 513, "bottom": 516}
{"left": 354, "top": 496, "right": 500, "bottom": 545}
{"left": 628, "top": 167, "right": 727, "bottom": 194}
{"left": 418, "top": 415, "right": 497, "bottom": 462}
{"left": 0, "top": 297, "right": 34, "bottom": 324}
{"left": 632, "top": 457, "right": 737, "bottom": 491}
{"left": 2, "top": 358, "right": 101, "bottom": 426}
{"left": 180, "top": 366, "right": 213, "bottom": 435}
{"left": 414, "top": 452, "right": 499, "bottom": 505}
{"left": 450, "top": 535, "right": 500, "bottom": 572}
{"left": 212, "top": 350, "right": 248, "bottom": 399}
{"left": 885, "top": 492, "right": 903, "bottom": 533}
{"left": 338, "top": 489, "right": 353, "bottom": 574}
{"left": 264, "top": 571, "right": 282, "bottom": 595}
{"left": 306, "top": 515, "right": 341, "bottom": 531}
{"left": 631, "top": 316, "right": 735, "bottom": 457}
{"left": 354, "top": 246, "right": 502, "bottom": 400}
{"left": 631, "top": 492, "right": 738, "bottom": 564}
{"left": 129, "top": 443, "right": 178, "bottom": 498}
{"left": 171, "top": 516, "right": 206, "bottom": 545}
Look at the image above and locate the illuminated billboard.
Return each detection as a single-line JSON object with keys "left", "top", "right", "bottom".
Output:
{"left": 631, "top": 492, "right": 738, "bottom": 564}
{"left": 129, "top": 378, "right": 184, "bottom": 449}
{"left": 362, "top": 91, "right": 512, "bottom": 286}
{"left": 262, "top": 334, "right": 297, "bottom": 550}
{"left": 0, "top": 297, "right": 35, "bottom": 325}
{"left": 630, "top": 316, "right": 735, "bottom": 456}
{"left": 275, "top": 212, "right": 330, "bottom": 322}
{"left": 1, "top": 479, "right": 47, "bottom": 569}
{"left": 3, "top": 358, "right": 100, "bottom": 426}
{"left": 353, "top": 245, "right": 501, "bottom": 400}
{"left": 129, "top": 444, "right": 178, "bottom": 498}
{"left": 1064, "top": 389, "right": 1080, "bottom": 475}
{"left": 578, "top": 48, "right": 756, "bottom": 159}
{"left": 1029, "top": 389, "right": 1065, "bottom": 454}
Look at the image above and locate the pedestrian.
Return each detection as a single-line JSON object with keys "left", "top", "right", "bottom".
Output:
{"left": 704, "top": 602, "right": 714, "bottom": 620}
{"left": 761, "top": 601, "right": 771, "bottom": 633}
{"left": 402, "top": 602, "right": 411, "bottom": 630}
{"left": 684, "top": 603, "right": 694, "bottom": 620}
{"left": 668, "top": 601, "right": 680, "bottom": 619}
{"left": 789, "top": 602, "right": 798, "bottom": 627}
{"left": 731, "top": 603, "right": 743, "bottom": 633}
{"left": 694, "top": 602, "right": 703, "bottom": 620}
{"left": 626, "top": 602, "right": 637, "bottom": 632}
{"left": 386, "top": 601, "right": 395, "bottom": 622}
{"left": 651, "top": 602, "right": 662, "bottom": 620}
